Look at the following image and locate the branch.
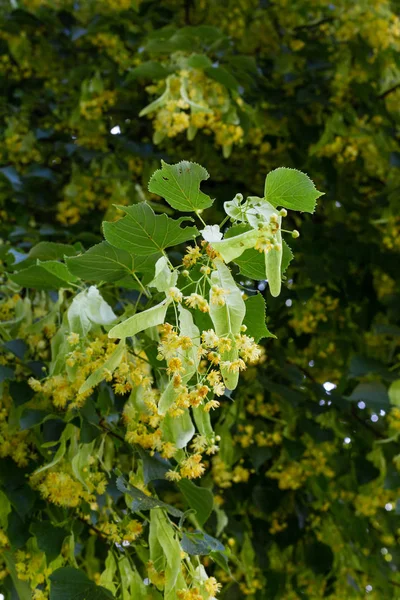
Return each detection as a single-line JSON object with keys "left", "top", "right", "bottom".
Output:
{"left": 378, "top": 83, "right": 400, "bottom": 99}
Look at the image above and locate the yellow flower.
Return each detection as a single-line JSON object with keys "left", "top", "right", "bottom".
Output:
{"left": 205, "top": 576, "right": 222, "bottom": 595}
{"left": 211, "top": 285, "right": 229, "bottom": 306}
{"left": 180, "top": 454, "right": 205, "bottom": 479}
{"left": 123, "top": 520, "right": 143, "bottom": 543}
{"left": 165, "top": 470, "right": 181, "bottom": 482}
{"left": 168, "top": 287, "right": 183, "bottom": 302}
{"left": 204, "top": 399, "right": 220, "bottom": 412}
{"left": 67, "top": 332, "right": 80, "bottom": 345}
{"left": 182, "top": 245, "right": 202, "bottom": 267}
{"left": 167, "top": 357, "right": 184, "bottom": 375}
{"left": 185, "top": 293, "right": 210, "bottom": 313}
{"left": 202, "top": 329, "right": 219, "bottom": 348}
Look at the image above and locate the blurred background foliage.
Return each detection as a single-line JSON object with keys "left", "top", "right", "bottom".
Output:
{"left": 1, "top": 0, "right": 400, "bottom": 598}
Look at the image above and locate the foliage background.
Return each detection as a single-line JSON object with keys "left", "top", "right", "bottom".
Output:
{"left": 1, "top": 0, "right": 400, "bottom": 598}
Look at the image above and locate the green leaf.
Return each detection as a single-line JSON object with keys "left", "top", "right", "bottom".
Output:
{"left": 3, "top": 551, "right": 32, "bottom": 600}
{"left": 108, "top": 298, "right": 170, "bottom": 340}
{"left": 209, "top": 260, "right": 246, "bottom": 390}
{"left": 20, "top": 408, "right": 48, "bottom": 429}
{"left": 187, "top": 53, "right": 213, "bottom": 69}
{"left": 389, "top": 380, "right": 400, "bottom": 406}
{"left": 234, "top": 239, "right": 293, "bottom": 282}
{"left": 79, "top": 340, "right": 126, "bottom": 394}
{"left": 349, "top": 355, "right": 395, "bottom": 380}
{"left": 137, "top": 447, "right": 171, "bottom": 483}
{"left": 0, "top": 365, "right": 15, "bottom": 383}
{"left": 264, "top": 167, "right": 324, "bottom": 213}
{"left": 0, "top": 489, "right": 11, "bottom": 528}
{"left": 13, "top": 242, "right": 78, "bottom": 270}
{"left": 148, "top": 160, "right": 213, "bottom": 212}
{"left": 235, "top": 247, "right": 266, "bottom": 280}
{"left": 103, "top": 203, "right": 198, "bottom": 255}
{"left": 31, "top": 521, "right": 67, "bottom": 562}
{"left": 49, "top": 567, "right": 115, "bottom": 600}
{"left": 9, "top": 261, "right": 78, "bottom": 290}
{"left": 205, "top": 66, "right": 238, "bottom": 90}
{"left": 282, "top": 239, "right": 294, "bottom": 274}
{"left": 347, "top": 382, "right": 390, "bottom": 411}
{"left": 178, "top": 479, "right": 213, "bottom": 526}
{"left": 34, "top": 423, "right": 75, "bottom": 475}
{"left": 128, "top": 60, "right": 169, "bottom": 80}
{"left": 181, "top": 531, "right": 225, "bottom": 555}
{"left": 117, "top": 476, "right": 183, "bottom": 517}
{"left": 66, "top": 242, "right": 134, "bottom": 282}
{"left": 243, "top": 294, "right": 276, "bottom": 342}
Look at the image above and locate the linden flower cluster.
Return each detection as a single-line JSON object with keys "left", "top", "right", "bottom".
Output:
{"left": 14, "top": 548, "right": 54, "bottom": 591}
{"left": 31, "top": 460, "right": 107, "bottom": 509}
{"left": 289, "top": 285, "right": 340, "bottom": 335}
{"left": 97, "top": 519, "right": 143, "bottom": 544}
{"left": 177, "top": 576, "right": 222, "bottom": 599}
{"left": 28, "top": 333, "right": 151, "bottom": 410}
{"left": 0, "top": 388, "right": 34, "bottom": 466}
{"left": 123, "top": 389, "right": 176, "bottom": 459}
{"left": 267, "top": 441, "right": 335, "bottom": 490}
{"left": 57, "top": 162, "right": 130, "bottom": 225}
{"left": 143, "top": 66, "right": 245, "bottom": 152}
{"left": 159, "top": 318, "right": 260, "bottom": 410}
{"left": 80, "top": 90, "right": 117, "bottom": 121}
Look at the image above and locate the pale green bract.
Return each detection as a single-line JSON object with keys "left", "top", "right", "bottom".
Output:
{"left": 68, "top": 286, "right": 117, "bottom": 336}
{"left": 148, "top": 160, "right": 213, "bottom": 212}
{"left": 148, "top": 256, "right": 178, "bottom": 292}
{"left": 211, "top": 228, "right": 258, "bottom": 263}
{"left": 108, "top": 297, "right": 170, "bottom": 339}
{"left": 265, "top": 213, "right": 283, "bottom": 297}
{"left": 78, "top": 340, "right": 126, "bottom": 394}
{"left": 209, "top": 260, "right": 246, "bottom": 390}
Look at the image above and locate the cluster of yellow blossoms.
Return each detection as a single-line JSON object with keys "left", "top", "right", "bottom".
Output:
{"left": 289, "top": 285, "right": 340, "bottom": 335}
{"left": 378, "top": 216, "right": 400, "bottom": 252}
{"left": 90, "top": 33, "right": 133, "bottom": 71}
{"left": 2, "top": 118, "right": 41, "bottom": 166}
{"left": 29, "top": 333, "right": 151, "bottom": 409}
{"left": 177, "top": 576, "right": 222, "bottom": 599}
{"left": 0, "top": 391, "right": 33, "bottom": 466}
{"left": 80, "top": 90, "right": 117, "bottom": 121}
{"left": 144, "top": 68, "right": 245, "bottom": 153}
{"left": 267, "top": 441, "right": 335, "bottom": 490}
{"left": 57, "top": 161, "right": 136, "bottom": 225}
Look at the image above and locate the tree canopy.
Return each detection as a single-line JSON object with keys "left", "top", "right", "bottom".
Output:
{"left": 1, "top": 1, "right": 400, "bottom": 599}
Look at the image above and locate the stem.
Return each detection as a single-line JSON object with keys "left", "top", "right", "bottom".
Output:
{"left": 195, "top": 211, "right": 207, "bottom": 227}
{"left": 219, "top": 214, "right": 230, "bottom": 229}
{"left": 132, "top": 272, "right": 150, "bottom": 298}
